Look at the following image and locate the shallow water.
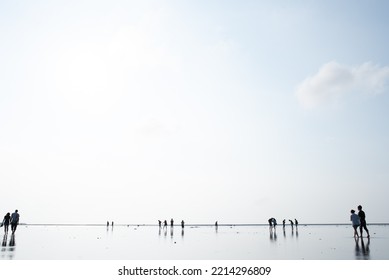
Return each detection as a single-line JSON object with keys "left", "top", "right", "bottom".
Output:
{"left": 1, "top": 225, "right": 388, "bottom": 260}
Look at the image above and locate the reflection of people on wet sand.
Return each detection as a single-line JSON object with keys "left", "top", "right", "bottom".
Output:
{"left": 9, "top": 234, "right": 16, "bottom": 247}
{"left": 360, "top": 237, "right": 370, "bottom": 258}
{"left": 358, "top": 205, "right": 370, "bottom": 238}
{"left": 2, "top": 234, "right": 7, "bottom": 247}
{"left": 2, "top": 213, "right": 11, "bottom": 233}
{"left": 10, "top": 210, "right": 19, "bottom": 233}
{"left": 269, "top": 229, "right": 277, "bottom": 241}
{"left": 354, "top": 237, "right": 370, "bottom": 260}
{"left": 350, "top": 210, "right": 360, "bottom": 238}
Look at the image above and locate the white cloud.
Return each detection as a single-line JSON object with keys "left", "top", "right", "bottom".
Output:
{"left": 296, "top": 61, "right": 389, "bottom": 108}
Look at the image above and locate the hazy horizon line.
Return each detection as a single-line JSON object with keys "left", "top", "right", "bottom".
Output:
{"left": 20, "top": 223, "right": 389, "bottom": 227}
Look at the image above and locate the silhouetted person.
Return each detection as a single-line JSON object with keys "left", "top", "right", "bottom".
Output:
{"left": 289, "top": 219, "right": 294, "bottom": 230}
{"left": 163, "top": 220, "right": 168, "bottom": 228}
{"left": 2, "top": 213, "right": 11, "bottom": 233}
{"left": 294, "top": 219, "right": 298, "bottom": 227}
{"left": 170, "top": 218, "right": 174, "bottom": 227}
{"left": 181, "top": 220, "right": 185, "bottom": 228}
{"left": 107, "top": 221, "right": 109, "bottom": 227}
{"left": 268, "top": 218, "right": 273, "bottom": 228}
{"left": 272, "top": 218, "right": 277, "bottom": 229}
{"left": 10, "top": 210, "right": 19, "bottom": 233}
{"left": 111, "top": 221, "right": 114, "bottom": 227}
{"left": 215, "top": 221, "right": 218, "bottom": 227}
{"left": 282, "top": 219, "right": 286, "bottom": 229}
{"left": 158, "top": 220, "right": 162, "bottom": 227}
{"left": 358, "top": 205, "right": 370, "bottom": 238}
{"left": 350, "top": 209, "right": 360, "bottom": 237}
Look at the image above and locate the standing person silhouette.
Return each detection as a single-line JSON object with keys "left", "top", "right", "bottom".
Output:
{"left": 2, "top": 213, "right": 11, "bottom": 233}
{"left": 357, "top": 205, "right": 370, "bottom": 238}
{"left": 350, "top": 209, "right": 360, "bottom": 238}
{"left": 10, "top": 210, "right": 19, "bottom": 233}
{"left": 170, "top": 218, "right": 174, "bottom": 227}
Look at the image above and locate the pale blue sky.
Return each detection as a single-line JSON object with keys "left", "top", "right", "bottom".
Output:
{"left": 1, "top": 0, "right": 389, "bottom": 224}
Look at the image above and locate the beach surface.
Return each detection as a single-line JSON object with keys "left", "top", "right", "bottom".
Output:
{"left": 1, "top": 224, "right": 388, "bottom": 260}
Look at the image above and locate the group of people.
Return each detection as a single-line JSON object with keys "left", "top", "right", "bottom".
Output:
{"left": 268, "top": 218, "right": 299, "bottom": 229}
{"left": 1, "top": 210, "right": 20, "bottom": 234}
{"left": 158, "top": 219, "right": 185, "bottom": 229}
{"left": 350, "top": 205, "right": 370, "bottom": 238}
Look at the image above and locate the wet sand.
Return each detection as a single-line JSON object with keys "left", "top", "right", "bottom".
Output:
{"left": 1, "top": 224, "right": 388, "bottom": 260}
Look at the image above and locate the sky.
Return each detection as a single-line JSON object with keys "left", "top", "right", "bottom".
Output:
{"left": 1, "top": 0, "right": 389, "bottom": 224}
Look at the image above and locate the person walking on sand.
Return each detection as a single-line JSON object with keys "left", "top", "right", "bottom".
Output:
{"left": 181, "top": 220, "right": 185, "bottom": 229}
{"left": 2, "top": 213, "right": 11, "bottom": 233}
{"left": 10, "top": 210, "right": 19, "bottom": 233}
{"left": 358, "top": 205, "right": 370, "bottom": 238}
{"left": 163, "top": 220, "right": 168, "bottom": 229}
{"left": 350, "top": 209, "right": 360, "bottom": 238}
{"left": 170, "top": 218, "right": 174, "bottom": 227}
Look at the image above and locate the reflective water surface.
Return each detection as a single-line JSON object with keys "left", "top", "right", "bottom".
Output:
{"left": 1, "top": 225, "right": 388, "bottom": 260}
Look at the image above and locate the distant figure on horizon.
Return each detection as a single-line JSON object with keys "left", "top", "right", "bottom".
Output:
{"left": 163, "top": 220, "right": 168, "bottom": 228}
{"left": 358, "top": 205, "right": 370, "bottom": 238}
{"left": 158, "top": 220, "right": 162, "bottom": 227}
{"left": 107, "top": 221, "right": 109, "bottom": 227}
{"left": 2, "top": 213, "right": 11, "bottom": 233}
{"left": 10, "top": 210, "right": 19, "bottom": 233}
{"left": 181, "top": 220, "right": 185, "bottom": 228}
{"left": 170, "top": 218, "right": 174, "bottom": 227}
{"left": 272, "top": 218, "right": 277, "bottom": 228}
{"left": 350, "top": 209, "right": 360, "bottom": 238}
{"left": 268, "top": 218, "right": 273, "bottom": 228}
{"left": 295, "top": 219, "right": 298, "bottom": 227}
{"left": 215, "top": 221, "right": 218, "bottom": 227}
{"left": 111, "top": 221, "right": 114, "bottom": 227}
{"left": 282, "top": 219, "right": 286, "bottom": 229}
{"left": 289, "top": 219, "right": 294, "bottom": 230}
